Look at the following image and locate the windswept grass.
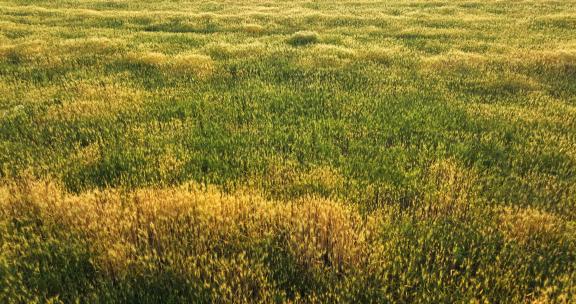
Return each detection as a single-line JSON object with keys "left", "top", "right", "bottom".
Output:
{"left": 1, "top": 179, "right": 574, "bottom": 302}
{"left": 287, "top": 31, "right": 320, "bottom": 46}
{"left": 1, "top": 0, "right": 575, "bottom": 302}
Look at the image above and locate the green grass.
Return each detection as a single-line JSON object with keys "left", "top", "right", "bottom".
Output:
{"left": 0, "top": 0, "right": 575, "bottom": 302}
{"left": 287, "top": 31, "right": 320, "bottom": 46}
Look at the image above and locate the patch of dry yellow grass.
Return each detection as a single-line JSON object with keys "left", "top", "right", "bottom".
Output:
{"left": 240, "top": 23, "right": 266, "bottom": 34}
{"left": 498, "top": 207, "right": 572, "bottom": 246}
{"left": 422, "top": 50, "right": 488, "bottom": 73}
{"left": 172, "top": 53, "right": 215, "bottom": 78}
{"left": 123, "top": 51, "right": 216, "bottom": 78}
{"left": 357, "top": 46, "right": 408, "bottom": 65}
{"left": 203, "top": 42, "right": 266, "bottom": 60}
{"left": 0, "top": 179, "right": 370, "bottom": 278}
{"left": 45, "top": 78, "right": 146, "bottom": 121}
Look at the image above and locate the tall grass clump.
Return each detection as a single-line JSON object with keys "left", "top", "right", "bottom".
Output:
{"left": 287, "top": 31, "right": 320, "bottom": 46}
{"left": 241, "top": 24, "right": 265, "bottom": 35}
{"left": 172, "top": 53, "right": 215, "bottom": 79}
{"left": 1, "top": 0, "right": 576, "bottom": 302}
{"left": 0, "top": 179, "right": 574, "bottom": 302}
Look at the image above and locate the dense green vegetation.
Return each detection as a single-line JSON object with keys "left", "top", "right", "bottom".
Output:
{"left": 1, "top": 0, "right": 575, "bottom": 302}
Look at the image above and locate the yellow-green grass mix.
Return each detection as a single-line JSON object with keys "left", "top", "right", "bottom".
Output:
{"left": 0, "top": 0, "right": 575, "bottom": 302}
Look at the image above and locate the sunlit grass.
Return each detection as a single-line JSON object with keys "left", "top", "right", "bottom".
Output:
{"left": 0, "top": 0, "right": 575, "bottom": 302}
{"left": 1, "top": 179, "right": 574, "bottom": 302}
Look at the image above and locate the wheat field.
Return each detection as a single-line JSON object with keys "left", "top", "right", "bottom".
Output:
{"left": 1, "top": 0, "right": 575, "bottom": 302}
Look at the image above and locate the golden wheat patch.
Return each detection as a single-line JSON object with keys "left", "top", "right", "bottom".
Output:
{"left": 423, "top": 50, "right": 488, "bottom": 73}
{"left": 125, "top": 51, "right": 169, "bottom": 67}
{"left": 60, "top": 37, "right": 123, "bottom": 56}
{"left": 172, "top": 53, "right": 215, "bottom": 78}
{"left": 0, "top": 41, "right": 46, "bottom": 63}
{"left": 43, "top": 80, "right": 145, "bottom": 121}
{"left": 203, "top": 42, "right": 266, "bottom": 59}
{"left": 422, "top": 159, "right": 479, "bottom": 218}
{"left": 398, "top": 26, "right": 468, "bottom": 39}
{"left": 498, "top": 207, "right": 569, "bottom": 246}
{"left": 0, "top": 179, "right": 373, "bottom": 278}
{"left": 358, "top": 46, "right": 408, "bottom": 65}
{"left": 240, "top": 23, "right": 266, "bottom": 34}
{"left": 297, "top": 44, "right": 356, "bottom": 69}
{"left": 287, "top": 31, "right": 320, "bottom": 46}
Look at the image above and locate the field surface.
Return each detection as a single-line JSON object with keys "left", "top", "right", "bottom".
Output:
{"left": 1, "top": 0, "right": 575, "bottom": 302}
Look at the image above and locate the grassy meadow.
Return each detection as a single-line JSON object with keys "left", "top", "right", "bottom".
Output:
{"left": 1, "top": 0, "right": 575, "bottom": 302}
